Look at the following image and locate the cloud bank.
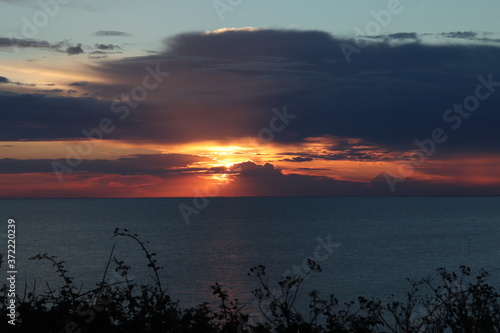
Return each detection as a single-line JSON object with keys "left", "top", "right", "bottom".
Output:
{"left": 2, "top": 29, "right": 500, "bottom": 196}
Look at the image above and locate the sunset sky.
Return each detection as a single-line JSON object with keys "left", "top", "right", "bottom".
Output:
{"left": 1, "top": 0, "right": 500, "bottom": 197}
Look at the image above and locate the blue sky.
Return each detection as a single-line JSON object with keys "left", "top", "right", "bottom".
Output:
{"left": 1, "top": 0, "right": 499, "bottom": 57}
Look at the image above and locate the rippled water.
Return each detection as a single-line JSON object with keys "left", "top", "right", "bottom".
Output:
{"left": 1, "top": 196, "right": 499, "bottom": 311}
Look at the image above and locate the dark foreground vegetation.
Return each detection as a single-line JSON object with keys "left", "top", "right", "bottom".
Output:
{"left": 1, "top": 229, "right": 500, "bottom": 332}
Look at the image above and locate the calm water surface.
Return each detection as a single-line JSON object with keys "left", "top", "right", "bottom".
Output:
{"left": 1, "top": 197, "right": 499, "bottom": 310}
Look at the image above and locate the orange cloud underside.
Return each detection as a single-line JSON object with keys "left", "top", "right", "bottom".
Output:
{"left": 3, "top": 137, "right": 500, "bottom": 198}
{"left": 410, "top": 156, "right": 500, "bottom": 185}
{"left": 159, "top": 137, "right": 400, "bottom": 183}
{"left": 0, "top": 173, "right": 219, "bottom": 198}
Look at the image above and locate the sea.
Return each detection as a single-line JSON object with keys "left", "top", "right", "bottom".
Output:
{"left": 1, "top": 196, "right": 500, "bottom": 316}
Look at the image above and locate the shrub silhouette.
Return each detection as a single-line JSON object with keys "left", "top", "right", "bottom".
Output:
{"left": 1, "top": 229, "right": 499, "bottom": 332}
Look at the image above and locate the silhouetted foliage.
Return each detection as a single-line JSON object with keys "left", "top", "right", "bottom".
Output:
{"left": 1, "top": 229, "right": 499, "bottom": 332}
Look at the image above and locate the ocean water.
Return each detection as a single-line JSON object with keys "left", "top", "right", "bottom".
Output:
{"left": 1, "top": 196, "right": 500, "bottom": 312}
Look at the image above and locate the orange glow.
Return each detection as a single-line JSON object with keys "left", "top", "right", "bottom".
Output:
{"left": 0, "top": 172, "right": 221, "bottom": 198}
{"left": 4, "top": 134, "right": 500, "bottom": 197}
{"left": 152, "top": 136, "right": 401, "bottom": 184}
{"left": 0, "top": 140, "right": 164, "bottom": 160}
{"left": 412, "top": 156, "right": 500, "bottom": 185}
{"left": 0, "top": 58, "right": 110, "bottom": 96}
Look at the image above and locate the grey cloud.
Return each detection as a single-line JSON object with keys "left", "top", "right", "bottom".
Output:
{"left": 220, "top": 161, "right": 368, "bottom": 196}
{"left": 0, "top": 75, "right": 36, "bottom": 86}
{"left": 68, "top": 81, "right": 88, "bottom": 87}
{"left": 95, "top": 43, "right": 120, "bottom": 50}
{"left": 387, "top": 32, "right": 420, "bottom": 40}
{"left": 442, "top": 31, "right": 478, "bottom": 39}
{"left": 281, "top": 157, "right": 314, "bottom": 162}
{"left": 0, "top": 38, "right": 87, "bottom": 55}
{"left": 66, "top": 43, "right": 84, "bottom": 55}
{"left": 0, "top": 37, "right": 57, "bottom": 50}
{"left": 92, "top": 31, "right": 131, "bottom": 37}
{"left": 0, "top": 154, "right": 211, "bottom": 175}
{"left": 2, "top": 29, "right": 500, "bottom": 157}
{"left": 36, "top": 89, "right": 64, "bottom": 93}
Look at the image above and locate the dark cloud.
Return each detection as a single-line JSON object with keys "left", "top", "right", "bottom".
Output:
{"left": 68, "top": 81, "right": 88, "bottom": 87}
{"left": 442, "top": 31, "right": 477, "bottom": 39}
{"left": 440, "top": 32, "right": 500, "bottom": 44}
{"left": 89, "top": 49, "right": 122, "bottom": 57}
{"left": 0, "top": 158, "right": 61, "bottom": 174}
{"left": 92, "top": 31, "right": 131, "bottom": 37}
{"left": 66, "top": 43, "right": 84, "bottom": 55}
{"left": 207, "top": 166, "right": 231, "bottom": 174}
{"left": 89, "top": 54, "right": 108, "bottom": 59}
{"left": 93, "top": 29, "right": 500, "bottom": 152}
{"left": 4, "top": 156, "right": 362, "bottom": 197}
{"left": 281, "top": 157, "right": 313, "bottom": 162}
{"left": 420, "top": 31, "right": 500, "bottom": 44}
{"left": 0, "top": 38, "right": 88, "bottom": 55}
{"left": 0, "top": 93, "right": 111, "bottom": 141}
{"left": 95, "top": 43, "right": 120, "bottom": 50}
{"left": 297, "top": 168, "right": 331, "bottom": 171}
{"left": 36, "top": 89, "right": 64, "bottom": 93}
{"left": 387, "top": 32, "right": 420, "bottom": 40}
{"left": 220, "top": 161, "right": 368, "bottom": 196}
{"left": 2, "top": 29, "right": 500, "bottom": 157}
{"left": 0, "top": 37, "right": 57, "bottom": 51}
{"left": 368, "top": 31, "right": 500, "bottom": 44}
{"left": 165, "top": 29, "right": 339, "bottom": 59}
{"left": 224, "top": 161, "right": 500, "bottom": 196}
{"left": 0, "top": 154, "right": 210, "bottom": 175}
{"left": 283, "top": 152, "right": 388, "bottom": 162}
{"left": 2, "top": 154, "right": 499, "bottom": 196}
{"left": 367, "top": 32, "right": 421, "bottom": 43}
{"left": 281, "top": 138, "right": 395, "bottom": 162}
{"left": 0, "top": 75, "right": 35, "bottom": 86}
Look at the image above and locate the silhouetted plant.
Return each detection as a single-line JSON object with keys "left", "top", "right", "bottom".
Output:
{"left": 380, "top": 266, "right": 500, "bottom": 333}
{"left": 29, "top": 253, "right": 78, "bottom": 307}
{"left": 1, "top": 230, "right": 499, "bottom": 332}
{"left": 211, "top": 282, "right": 249, "bottom": 332}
